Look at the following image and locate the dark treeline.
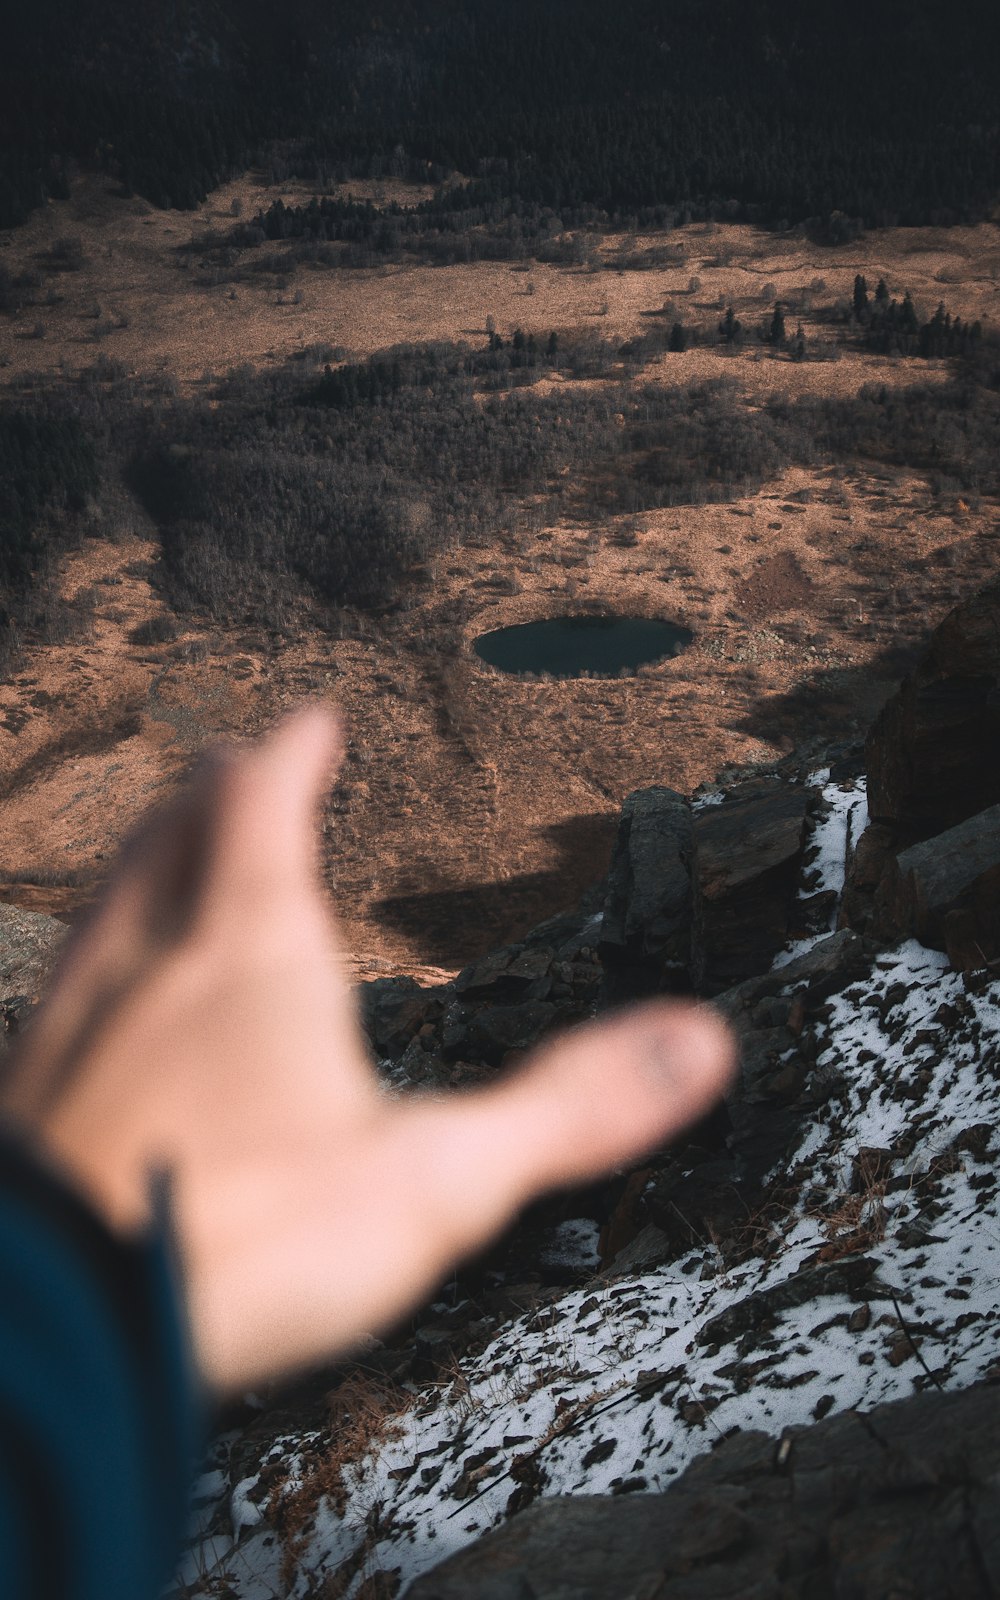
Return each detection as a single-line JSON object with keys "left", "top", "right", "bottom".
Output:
{"left": 125, "top": 347, "right": 583, "bottom": 623}
{"left": 0, "top": 323, "right": 997, "bottom": 668}
{"left": 0, "top": 409, "right": 98, "bottom": 644}
{"left": 848, "top": 276, "right": 985, "bottom": 360}
{"left": 2, "top": 0, "right": 998, "bottom": 233}
{"left": 305, "top": 331, "right": 563, "bottom": 409}
{"left": 770, "top": 378, "right": 1000, "bottom": 502}
{"left": 3, "top": 312, "right": 997, "bottom": 661}
{"left": 116, "top": 329, "right": 999, "bottom": 626}
{"left": 587, "top": 365, "right": 1000, "bottom": 514}
{"left": 241, "top": 186, "right": 607, "bottom": 270}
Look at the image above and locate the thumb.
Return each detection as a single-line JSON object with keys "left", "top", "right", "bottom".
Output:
{"left": 197, "top": 703, "right": 345, "bottom": 926}
{"left": 401, "top": 1000, "right": 738, "bottom": 1264}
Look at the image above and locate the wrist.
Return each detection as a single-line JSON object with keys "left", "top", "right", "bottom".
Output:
{"left": 1, "top": 1106, "right": 155, "bottom": 1239}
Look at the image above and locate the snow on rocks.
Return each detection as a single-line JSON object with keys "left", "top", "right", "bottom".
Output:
{"left": 538, "top": 1217, "right": 602, "bottom": 1272}
{"left": 170, "top": 771, "right": 1000, "bottom": 1598}
{"left": 774, "top": 772, "right": 867, "bottom": 965}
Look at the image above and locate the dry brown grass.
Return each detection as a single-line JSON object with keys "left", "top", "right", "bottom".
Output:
{"left": 813, "top": 1185, "right": 889, "bottom": 1262}
{"left": 1, "top": 170, "right": 998, "bottom": 394}
{"left": 2, "top": 173, "right": 999, "bottom": 973}
{"left": 267, "top": 1374, "right": 410, "bottom": 1593}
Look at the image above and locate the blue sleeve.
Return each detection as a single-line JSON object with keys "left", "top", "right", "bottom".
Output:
{"left": 0, "top": 1133, "right": 206, "bottom": 1600}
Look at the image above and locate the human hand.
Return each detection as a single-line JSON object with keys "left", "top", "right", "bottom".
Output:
{"left": 0, "top": 708, "right": 735, "bottom": 1394}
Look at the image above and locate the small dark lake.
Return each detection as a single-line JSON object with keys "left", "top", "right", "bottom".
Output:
{"left": 473, "top": 615, "right": 693, "bottom": 677}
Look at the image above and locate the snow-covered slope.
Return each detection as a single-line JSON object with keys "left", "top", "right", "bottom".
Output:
{"left": 171, "top": 773, "right": 1000, "bottom": 1600}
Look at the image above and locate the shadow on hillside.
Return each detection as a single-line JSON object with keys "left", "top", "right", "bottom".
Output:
{"left": 732, "top": 634, "right": 921, "bottom": 749}
{"left": 374, "top": 811, "right": 618, "bottom": 967}
{"left": 377, "top": 631, "right": 937, "bottom": 966}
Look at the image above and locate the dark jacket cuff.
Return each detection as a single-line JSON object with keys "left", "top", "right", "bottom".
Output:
{"left": 0, "top": 1130, "right": 205, "bottom": 1600}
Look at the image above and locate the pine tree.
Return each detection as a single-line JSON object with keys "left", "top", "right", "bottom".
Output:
{"left": 719, "top": 306, "right": 742, "bottom": 344}
{"left": 853, "top": 274, "right": 869, "bottom": 320}
{"left": 769, "top": 302, "right": 786, "bottom": 344}
{"left": 668, "top": 321, "right": 688, "bottom": 352}
{"left": 919, "top": 303, "right": 948, "bottom": 358}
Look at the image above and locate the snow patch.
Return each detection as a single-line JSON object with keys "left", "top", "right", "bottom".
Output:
{"left": 539, "top": 1217, "right": 602, "bottom": 1270}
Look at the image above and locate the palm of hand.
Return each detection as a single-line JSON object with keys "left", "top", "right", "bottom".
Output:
{"left": 1, "top": 710, "right": 734, "bottom": 1393}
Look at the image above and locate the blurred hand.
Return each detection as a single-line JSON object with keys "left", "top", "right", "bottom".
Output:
{"left": 0, "top": 707, "right": 735, "bottom": 1393}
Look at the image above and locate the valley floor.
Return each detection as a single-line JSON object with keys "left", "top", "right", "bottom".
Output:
{"left": 1, "top": 177, "right": 998, "bottom": 973}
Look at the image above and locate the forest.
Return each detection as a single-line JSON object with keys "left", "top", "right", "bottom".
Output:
{"left": 1, "top": 296, "right": 996, "bottom": 671}
{"left": 0, "top": 409, "right": 98, "bottom": 638}
{"left": 1, "top": 0, "right": 998, "bottom": 234}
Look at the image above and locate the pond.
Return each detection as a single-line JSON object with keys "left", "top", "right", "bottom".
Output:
{"left": 473, "top": 615, "right": 693, "bottom": 677}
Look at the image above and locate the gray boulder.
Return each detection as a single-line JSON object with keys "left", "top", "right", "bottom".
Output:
{"left": 598, "top": 786, "right": 693, "bottom": 999}
{"left": 691, "top": 779, "right": 812, "bottom": 994}
{"left": 0, "top": 902, "right": 68, "bottom": 1053}
{"left": 408, "top": 1379, "right": 1000, "bottom": 1598}
{"left": 714, "top": 927, "right": 871, "bottom": 1023}
{"left": 467, "top": 1000, "right": 560, "bottom": 1067}
{"left": 424, "top": 908, "right": 604, "bottom": 1070}
{"left": 873, "top": 803, "right": 1000, "bottom": 968}
{"left": 866, "top": 574, "right": 1000, "bottom": 844}
{"left": 357, "top": 976, "right": 439, "bottom": 1058}
{"left": 454, "top": 944, "right": 544, "bottom": 1003}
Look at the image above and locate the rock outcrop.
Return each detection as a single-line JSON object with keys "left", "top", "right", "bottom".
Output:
{"left": 598, "top": 776, "right": 822, "bottom": 1003}
{"left": 408, "top": 1380, "right": 1000, "bottom": 1599}
{"left": 360, "top": 906, "right": 605, "bottom": 1085}
{"left": 691, "top": 778, "right": 813, "bottom": 994}
{"left": 845, "top": 578, "right": 1000, "bottom": 967}
{"left": 0, "top": 902, "right": 67, "bottom": 1054}
{"left": 873, "top": 803, "right": 1000, "bottom": 968}
{"left": 598, "top": 786, "right": 693, "bottom": 999}
{"left": 358, "top": 974, "right": 442, "bottom": 1058}
{"left": 715, "top": 927, "right": 874, "bottom": 1191}
{"left": 865, "top": 573, "right": 1000, "bottom": 844}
